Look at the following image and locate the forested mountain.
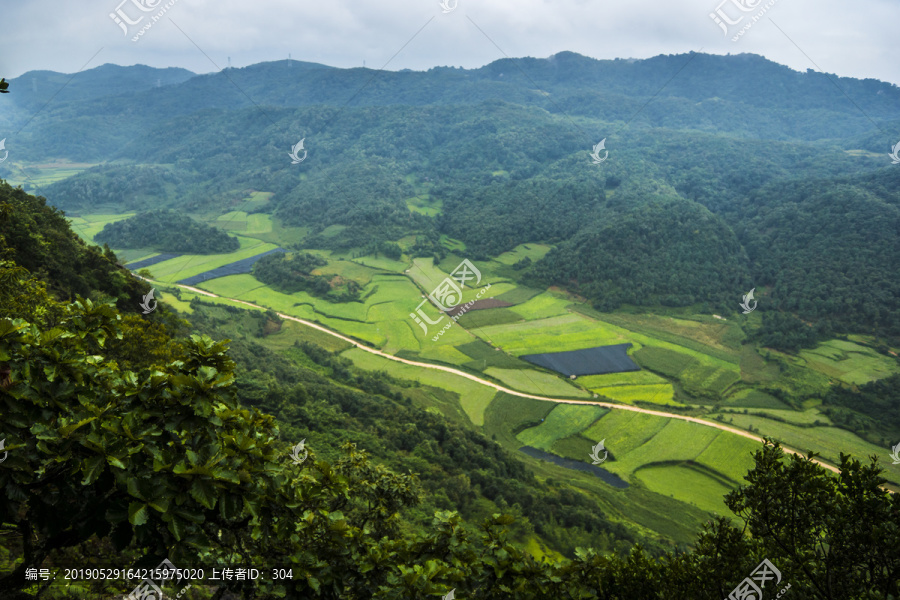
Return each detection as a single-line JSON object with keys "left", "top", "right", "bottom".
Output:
{"left": 2, "top": 165, "right": 899, "bottom": 600}
{"left": 5, "top": 52, "right": 900, "bottom": 161}
{"left": 7, "top": 53, "right": 900, "bottom": 354}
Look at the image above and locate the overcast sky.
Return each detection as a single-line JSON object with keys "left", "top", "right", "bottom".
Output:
{"left": 1, "top": 0, "right": 899, "bottom": 85}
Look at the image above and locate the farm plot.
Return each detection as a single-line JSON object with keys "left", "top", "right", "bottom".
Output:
{"left": 483, "top": 367, "right": 592, "bottom": 398}
{"left": 516, "top": 404, "right": 609, "bottom": 450}
{"left": 593, "top": 384, "right": 677, "bottom": 406}
{"left": 707, "top": 413, "right": 900, "bottom": 485}
{"left": 341, "top": 347, "right": 497, "bottom": 426}
{"left": 799, "top": 339, "right": 899, "bottom": 384}
{"left": 521, "top": 343, "right": 640, "bottom": 377}
{"left": 146, "top": 237, "right": 280, "bottom": 283}
{"left": 179, "top": 248, "right": 286, "bottom": 285}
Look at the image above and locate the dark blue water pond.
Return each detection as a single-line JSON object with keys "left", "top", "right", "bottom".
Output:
{"left": 519, "top": 446, "right": 629, "bottom": 488}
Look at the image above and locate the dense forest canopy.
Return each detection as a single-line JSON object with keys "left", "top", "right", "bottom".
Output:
{"left": 94, "top": 209, "right": 240, "bottom": 254}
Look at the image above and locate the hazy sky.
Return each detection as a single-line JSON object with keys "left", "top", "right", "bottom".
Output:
{"left": 1, "top": 0, "right": 899, "bottom": 85}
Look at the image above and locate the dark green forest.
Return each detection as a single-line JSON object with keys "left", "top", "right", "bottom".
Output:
{"left": 94, "top": 209, "right": 240, "bottom": 254}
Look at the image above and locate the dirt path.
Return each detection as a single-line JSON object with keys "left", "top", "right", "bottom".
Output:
{"left": 154, "top": 280, "right": 850, "bottom": 476}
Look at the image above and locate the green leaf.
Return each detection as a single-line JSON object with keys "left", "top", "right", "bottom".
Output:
{"left": 190, "top": 478, "right": 217, "bottom": 510}
{"left": 81, "top": 455, "right": 105, "bottom": 486}
{"left": 107, "top": 455, "right": 127, "bottom": 470}
{"left": 148, "top": 496, "right": 171, "bottom": 514}
{"left": 128, "top": 502, "right": 149, "bottom": 526}
{"left": 168, "top": 516, "right": 186, "bottom": 541}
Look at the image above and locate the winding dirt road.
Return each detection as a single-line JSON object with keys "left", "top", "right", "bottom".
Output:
{"left": 167, "top": 281, "right": 847, "bottom": 476}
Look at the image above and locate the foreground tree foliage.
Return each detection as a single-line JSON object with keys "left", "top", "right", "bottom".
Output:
{"left": 1, "top": 258, "right": 898, "bottom": 599}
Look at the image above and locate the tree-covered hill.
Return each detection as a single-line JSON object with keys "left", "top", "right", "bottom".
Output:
{"left": 0, "top": 181, "right": 147, "bottom": 310}
{"left": 94, "top": 209, "right": 240, "bottom": 254}
{"left": 7, "top": 52, "right": 900, "bottom": 162}
{"left": 529, "top": 198, "right": 751, "bottom": 310}
{"left": 33, "top": 91, "right": 900, "bottom": 349}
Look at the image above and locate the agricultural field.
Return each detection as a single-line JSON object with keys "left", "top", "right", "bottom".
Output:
{"left": 406, "top": 193, "right": 442, "bottom": 216}
{"left": 6, "top": 160, "right": 96, "bottom": 188}
{"left": 483, "top": 367, "right": 591, "bottom": 398}
{"left": 705, "top": 412, "right": 900, "bottom": 486}
{"left": 341, "top": 347, "right": 497, "bottom": 426}
{"left": 634, "top": 464, "right": 732, "bottom": 516}
{"left": 130, "top": 236, "right": 280, "bottom": 283}
{"left": 212, "top": 211, "right": 274, "bottom": 235}
{"left": 92, "top": 209, "right": 900, "bottom": 532}
{"left": 492, "top": 243, "right": 552, "bottom": 265}
{"left": 517, "top": 404, "right": 609, "bottom": 449}
{"left": 593, "top": 384, "right": 677, "bottom": 406}
{"left": 798, "top": 339, "right": 898, "bottom": 384}
{"left": 68, "top": 213, "right": 135, "bottom": 242}
{"left": 508, "top": 291, "right": 573, "bottom": 321}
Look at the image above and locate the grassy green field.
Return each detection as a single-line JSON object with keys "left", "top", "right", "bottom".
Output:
{"left": 5, "top": 161, "right": 96, "bottom": 188}
{"left": 484, "top": 367, "right": 591, "bottom": 398}
{"left": 68, "top": 213, "right": 136, "bottom": 242}
{"left": 705, "top": 412, "right": 900, "bottom": 485}
{"left": 213, "top": 211, "right": 274, "bottom": 235}
{"left": 492, "top": 243, "right": 553, "bottom": 265}
{"left": 517, "top": 404, "right": 609, "bottom": 449}
{"left": 799, "top": 339, "right": 898, "bottom": 384}
{"left": 634, "top": 464, "right": 732, "bottom": 515}
{"left": 593, "top": 384, "right": 678, "bottom": 406}
{"left": 341, "top": 347, "right": 497, "bottom": 426}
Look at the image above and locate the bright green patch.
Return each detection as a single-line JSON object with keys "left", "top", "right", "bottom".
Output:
{"left": 799, "top": 339, "right": 899, "bottom": 384}
{"left": 578, "top": 370, "right": 668, "bottom": 388}
{"left": 509, "top": 292, "right": 573, "bottom": 320}
{"left": 593, "top": 384, "right": 678, "bottom": 406}
{"left": 517, "top": 404, "right": 609, "bottom": 450}
{"left": 493, "top": 244, "right": 552, "bottom": 266}
{"left": 484, "top": 367, "right": 591, "bottom": 398}
{"left": 340, "top": 347, "right": 496, "bottom": 426}
{"left": 495, "top": 286, "right": 543, "bottom": 304}
{"left": 634, "top": 464, "right": 732, "bottom": 515}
